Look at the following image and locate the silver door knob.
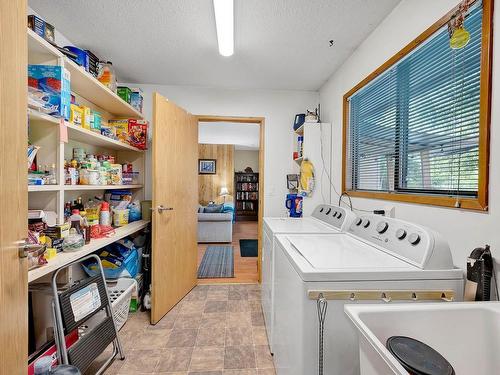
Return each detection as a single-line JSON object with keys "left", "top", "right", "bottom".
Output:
{"left": 157, "top": 205, "right": 173, "bottom": 213}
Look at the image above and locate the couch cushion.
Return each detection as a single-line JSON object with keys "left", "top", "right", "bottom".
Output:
{"left": 204, "top": 204, "right": 224, "bottom": 213}
{"left": 198, "top": 212, "right": 233, "bottom": 222}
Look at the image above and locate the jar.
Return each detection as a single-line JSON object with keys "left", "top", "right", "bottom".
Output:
{"left": 88, "top": 169, "right": 100, "bottom": 185}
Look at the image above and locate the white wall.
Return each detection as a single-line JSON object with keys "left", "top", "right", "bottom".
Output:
{"left": 198, "top": 122, "right": 260, "bottom": 149}
{"left": 319, "top": 0, "right": 500, "bottom": 273}
{"left": 130, "top": 84, "right": 318, "bottom": 216}
{"left": 234, "top": 150, "right": 259, "bottom": 173}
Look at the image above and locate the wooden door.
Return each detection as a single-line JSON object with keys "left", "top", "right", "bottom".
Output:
{"left": 0, "top": 0, "right": 28, "bottom": 372}
{"left": 151, "top": 93, "right": 198, "bottom": 323}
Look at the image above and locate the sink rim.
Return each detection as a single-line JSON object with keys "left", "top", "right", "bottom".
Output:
{"left": 344, "top": 302, "right": 500, "bottom": 374}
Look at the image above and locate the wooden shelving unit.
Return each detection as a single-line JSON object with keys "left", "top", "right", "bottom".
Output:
{"left": 28, "top": 220, "right": 150, "bottom": 283}
{"left": 234, "top": 172, "right": 259, "bottom": 221}
{"left": 27, "top": 29, "right": 148, "bottom": 283}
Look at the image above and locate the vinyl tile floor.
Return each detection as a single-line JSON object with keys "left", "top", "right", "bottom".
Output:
{"left": 87, "top": 284, "right": 275, "bottom": 375}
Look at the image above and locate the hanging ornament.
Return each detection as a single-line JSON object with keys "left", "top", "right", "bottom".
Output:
{"left": 448, "top": 0, "right": 471, "bottom": 49}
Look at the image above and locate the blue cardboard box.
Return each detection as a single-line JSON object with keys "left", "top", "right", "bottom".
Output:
{"left": 28, "top": 65, "right": 71, "bottom": 119}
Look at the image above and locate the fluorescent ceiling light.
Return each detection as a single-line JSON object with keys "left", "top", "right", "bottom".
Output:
{"left": 213, "top": 0, "right": 234, "bottom": 56}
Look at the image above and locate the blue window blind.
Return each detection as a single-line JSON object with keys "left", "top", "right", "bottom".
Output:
{"left": 346, "top": 3, "right": 483, "bottom": 197}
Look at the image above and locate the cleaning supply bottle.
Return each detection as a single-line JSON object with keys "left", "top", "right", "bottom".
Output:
{"left": 100, "top": 201, "right": 111, "bottom": 226}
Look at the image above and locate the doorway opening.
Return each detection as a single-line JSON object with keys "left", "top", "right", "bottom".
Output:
{"left": 195, "top": 116, "right": 265, "bottom": 284}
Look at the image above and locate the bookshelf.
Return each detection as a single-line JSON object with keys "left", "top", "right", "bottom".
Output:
{"left": 234, "top": 172, "right": 259, "bottom": 221}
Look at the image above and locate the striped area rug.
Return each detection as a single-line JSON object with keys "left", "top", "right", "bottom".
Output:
{"left": 197, "top": 245, "right": 234, "bottom": 278}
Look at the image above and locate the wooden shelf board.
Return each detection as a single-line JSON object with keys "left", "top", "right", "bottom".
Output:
{"left": 64, "top": 57, "right": 143, "bottom": 118}
{"left": 28, "top": 185, "right": 61, "bottom": 192}
{"left": 28, "top": 109, "right": 60, "bottom": 125}
{"left": 27, "top": 29, "right": 63, "bottom": 64}
{"left": 28, "top": 220, "right": 150, "bottom": 283}
{"left": 64, "top": 185, "right": 143, "bottom": 191}
{"left": 66, "top": 122, "right": 144, "bottom": 152}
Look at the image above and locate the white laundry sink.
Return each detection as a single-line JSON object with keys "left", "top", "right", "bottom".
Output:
{"left": 345, "top": 302, "right": 500, "bottom": 375}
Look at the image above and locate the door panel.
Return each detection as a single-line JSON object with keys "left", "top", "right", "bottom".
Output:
{"left": 0, "top": 0, "right": 28, "bottom": 372}
{"left": 151, "top": 93, "right": 198, "bottom": 323}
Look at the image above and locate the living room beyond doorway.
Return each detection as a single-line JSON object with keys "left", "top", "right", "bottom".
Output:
{"left": 196, "top": 117, "right": 263, "bottom": 283}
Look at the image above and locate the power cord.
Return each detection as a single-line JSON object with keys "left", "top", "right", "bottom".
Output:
{"left": 318, "top": 123, "right": 373, "bottom": 214}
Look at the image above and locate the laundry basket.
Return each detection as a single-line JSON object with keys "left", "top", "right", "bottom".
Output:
{"left": 107, "top": 278, "right": 137, "bottom": 331}
{"left": 82, "top": 278, "right": 137, "bottom": 333}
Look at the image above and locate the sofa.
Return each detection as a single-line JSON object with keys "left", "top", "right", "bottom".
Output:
{"left": 197, "top": 204, "right": 233, "bottom": 243}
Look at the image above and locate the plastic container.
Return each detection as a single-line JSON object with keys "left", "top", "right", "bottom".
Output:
{"left": 82, "top": 278, "right": 136, "bottom": 332}
{"left": 88, "top": 169, "right": 100, "bottom": 185}
{"left": 113, "top": 208, "right": 129, "bottom": 227}
{"left": 51, "top": 365, "right": 81, "bottom": 375}
{"left": 33, "top": 356, "right": 52, "bottom": 375}
{"left": 63, "top": 228, "right": 84, "bottom": 251}
{"left": 97, "top": 61, "right": 117, "bottom": 92}
{"left": 100, "top": 201, "right": 112, "bottom": 226}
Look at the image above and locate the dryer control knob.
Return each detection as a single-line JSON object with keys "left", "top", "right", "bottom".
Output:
{"left": 396, "top": 228, "right": 407, "bottom": 240}
{"left": 363, "top": 219, "right": 370, "bottom": 228}
{"left": 332, "top": 210, "right": 337, "bottom": 216}
{"left": 408, "top": 233, "right": 421, "bottom": 245}
{"left": 355, "top": 218, "right": 363, "bottom": 226}
{"left": 376, "top": 221, "right": 388, "bottom": 234}
{"left": 336, "top": 212, "right": 343, "bottom": 219}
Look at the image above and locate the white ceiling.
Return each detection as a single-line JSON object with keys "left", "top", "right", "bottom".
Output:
{"left": 29, "top": 0, "right": 400, "bottom": 90}
{"left": 199, "top": 122, "right": 260, "bottom": 150}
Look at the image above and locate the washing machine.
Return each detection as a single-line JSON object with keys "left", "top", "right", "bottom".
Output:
{"left": 272, "top": 214, "right": 464, "bottom": 375}
{"left": 262, "top": 204, "right": 355, "bottom": 353}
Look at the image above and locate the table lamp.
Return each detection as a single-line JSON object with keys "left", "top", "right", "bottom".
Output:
{"left": 219, "top": 186, "right": 229, "bottom": 203}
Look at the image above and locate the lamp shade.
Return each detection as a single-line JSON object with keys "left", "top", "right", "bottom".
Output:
{"left": 219, "top": 187, "right": 229, "bottom": 196}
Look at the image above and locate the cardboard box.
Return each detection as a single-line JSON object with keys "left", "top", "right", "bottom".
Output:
{"left": 109, "top": 119, "right": 129, "bottom": 143}
{"left": 81, "top": 106, "right": 91, "bottom": 130}
{"left": 28, "top": 65, "right": 70, "bottom": 119}
{"left": 117, "top": 86, "right": 132, "bottom": 104}
{"left": 130, "top": 88, "right": 143, "bottom": 113}
{"left": 128, "top": 119, "right": 148, "bottom": 150}
{"left": 69, "top": 104, "right": 82, "bottom": 126}
{"left": 44, "top": 222, "right": 70, "bottom": 239}
{"left": 90, "top": 111, "right": 102, "bottom": 133}
{"left": 27, "top": 15, "right": 55, "bottom": 43}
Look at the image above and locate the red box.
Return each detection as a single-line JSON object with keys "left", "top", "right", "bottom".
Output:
{"left": 28, "top": 330, "right": 78, "bottom": 374}
{"left": 128, "top": 119, "right": 148, "bottom": 150}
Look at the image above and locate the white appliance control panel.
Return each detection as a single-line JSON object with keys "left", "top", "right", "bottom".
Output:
{"left": 311, "top": 204, "right": 356, "bottom": 231}
{"left": 348, "top": 214, "right": 454, "bottom": 270}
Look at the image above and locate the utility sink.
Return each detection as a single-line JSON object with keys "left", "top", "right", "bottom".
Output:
{"left": 345, "top": 302, "right": 500, "bottom": 375}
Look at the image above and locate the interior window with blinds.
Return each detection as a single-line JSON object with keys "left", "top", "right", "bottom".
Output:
{"left": 346, "top": 3, "right": 483, "bottom": 198}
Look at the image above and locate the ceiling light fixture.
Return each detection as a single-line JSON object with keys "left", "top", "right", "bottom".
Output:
{"left": 213, "top": 0, "right": 234, "bottom": 56}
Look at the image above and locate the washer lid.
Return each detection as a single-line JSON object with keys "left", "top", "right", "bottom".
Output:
{"left": 264, "top": 217, "right": 339, "bottom": 234}
{"left": 386, "top": 336, "right": 455, "bottom": 375}
{"left": 288, "top": 235, "right": 413, "bottom": 270}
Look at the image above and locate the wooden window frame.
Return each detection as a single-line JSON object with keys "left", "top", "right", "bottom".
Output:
{"left": 342, "top": 0, "right": 493, "bottom": 211}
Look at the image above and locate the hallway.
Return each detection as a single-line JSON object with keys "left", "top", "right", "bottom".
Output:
{"left": 93, "top": 284, "right": 274, "bottom": 374}
{"left": 198, "top": 222, "right": 259, "bottom": 284}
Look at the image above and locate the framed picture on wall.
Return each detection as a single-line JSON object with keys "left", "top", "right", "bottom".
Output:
{"left": 199, "top": 159, "right": 217, "bottom": 174}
